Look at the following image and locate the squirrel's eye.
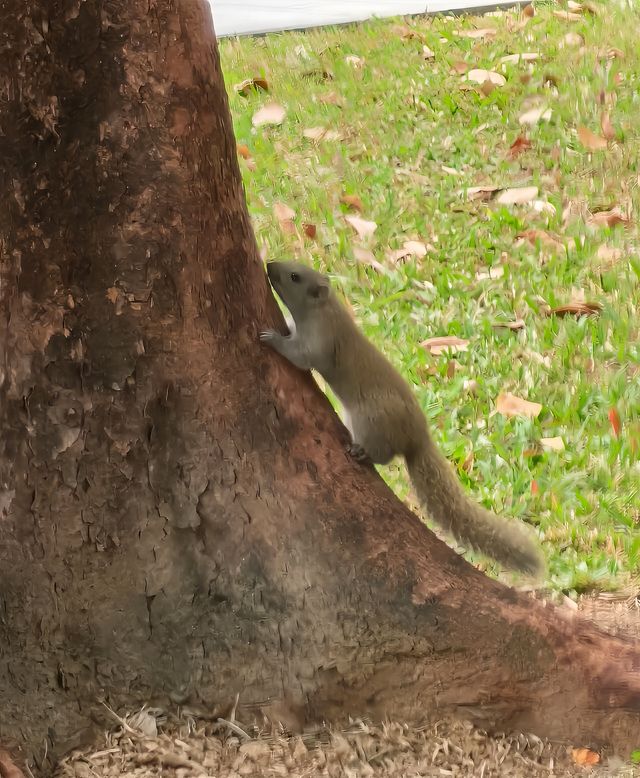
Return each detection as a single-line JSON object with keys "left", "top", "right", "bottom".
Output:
{"left": 290, "top": 272, "right": 300, "bottom": 283}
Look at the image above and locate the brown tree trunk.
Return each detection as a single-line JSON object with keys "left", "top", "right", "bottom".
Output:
{"left": 1, "top": 1, "right": 639, "bottom": 774}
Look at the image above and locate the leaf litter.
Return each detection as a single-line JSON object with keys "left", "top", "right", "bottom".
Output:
{"left": 51, "top": 707, "right": 620, "bottom": 778}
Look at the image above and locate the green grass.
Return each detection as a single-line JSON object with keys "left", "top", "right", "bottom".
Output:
{"left": 220, "top": 2, "right": 640, "bottom": 594}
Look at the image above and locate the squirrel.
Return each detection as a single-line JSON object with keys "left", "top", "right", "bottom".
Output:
{"left": 260, "top": 260, "right": 545, "bottom": 576}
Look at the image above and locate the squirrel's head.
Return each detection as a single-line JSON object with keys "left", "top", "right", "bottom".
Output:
{"left": 266, "top": 261, "right": 331, "bottom": 319}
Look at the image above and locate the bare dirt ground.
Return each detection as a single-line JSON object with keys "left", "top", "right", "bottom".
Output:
{"left": 50, "top": 594, "right": 640, "bottom": 778}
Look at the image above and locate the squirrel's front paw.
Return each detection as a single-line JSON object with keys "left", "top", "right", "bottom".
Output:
{"left": 259, "top": 329, "right": 278, "bottom": 343}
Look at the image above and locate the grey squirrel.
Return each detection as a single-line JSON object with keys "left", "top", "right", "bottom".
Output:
{"left": 260, "top": 260, "right": 544, "bottom": 576}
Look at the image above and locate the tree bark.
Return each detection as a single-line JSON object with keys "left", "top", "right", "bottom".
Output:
{"left": 0, "top": 1, "right": 639, "bottom": 774}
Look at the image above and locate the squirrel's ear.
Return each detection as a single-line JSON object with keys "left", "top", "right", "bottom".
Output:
{"left": 308, "top": 283, "right": 329, "bottom": 300}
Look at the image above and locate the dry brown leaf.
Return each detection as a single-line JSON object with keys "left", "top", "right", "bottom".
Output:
{"left": 530, "top": 200, "right": 556, "bottom": 216}
{"left": 596, "top": 244, "right": 623, "bottom": 263}
{"left": 345, "top": 215, "right": 377, "bottom": 239}
{"left": 302, "top": 223, "right": 317, "bottom": 239}
{"left": 496, "top": 186, "right": 538, "bottom": 205}
{"left": 519, "top": 106, "right": 552, "bottom": 125}
{"left": 353, "top": 246, "right": 385, "bottom": 273}
{"left": 235, "top": 76, "right": 269, "bottom": 96}
{"left": 442, "top": 165, "right": 461, "bottom": 176}
{"left": 562, "top": 31, "right": 584, "bottom": 47}
{"left": 392, "top": 24, "right": 424, "bottom": 41}
{"left": 587, "top": 208, "right": 630, "bottom": 229}
{"left": 577, "top": 125, "right": 608, "bottom": 151}
{"left": 423, "top": 45, "right": 435, "bottom": 60}
{"left": 476, "top": 266, "right": 504, "bottom": 281}
{"left": 451, "top": 60, "right": 469, "bottom": 74}
{"left": 464, "top": 185, "right": 500, "bottom": 201}
{"left": 517, "top": 229, "right": 566, "bottom": 253}
{"left": 492, "top": 319, "right": 526, "bottom": 331}
{"left": 345, "top": 54, "right": 365, "bottom": 68}
{"left": 600, "top": 111, "right": 615, "bottom": 141}
{"left": 569, "top": 0, "right": 598, "bottom": 13}
{"left": 340, "top": 194, "right": 364, "bottom": 212}
{"left": 523, "top": 3, "right": 535, "bottom": 16}
{"left": 319, "top": 91, "right": 343, "bottom": 105}
{"left": 455, "top": 28, "right": 496, "bottom": 40}
{"left": 500, "top": 52, "right": 539, "bottom": 64}
{"left": 388, "top": 240, "right": 429, "bottom": 264}
{"left": 106, "top": 286, "right": 119, "bottom": 304}
{"left": 273, "top": 202, "right": 296, "bottom": 235}
{"left": 403, "top": 240, "right": 428, "bottom": 258}
{"left": 541, "top": 436, "right": 565, "bottom": 451}
{"left": 546, "top": 301, "right": 602, "bottom": 317}
{"left": 252, "top": 103, "right": 286, "bottom": 127}
{"left": 553, "top": 9, "right": 582, "bottom": 20}
{"left": 421, "top": 336, "right": 469, "bottom": 356}
{"left": 303, "top": 126, "right": 341, "bottom": 142}
{"left": 236, "top": 143, "right": 252, "bottom": 160}
{"left": 508, "top": 134, "right": 533, "bottom": 158}
{"left": 466, "top": 69, "right": 506, "bottom": 86}
{"left": 496, "top": 392, "right": 542, "bottom": 419}
{"left": 604, "top": 47, "right": 624, "bottom": 60}
{"left": 571, "top": 748, "right": 600, "bottom": 766}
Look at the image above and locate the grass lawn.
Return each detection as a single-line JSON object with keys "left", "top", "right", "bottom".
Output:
{"left": 219, "top": 1, "right": 640, "bottom": 596}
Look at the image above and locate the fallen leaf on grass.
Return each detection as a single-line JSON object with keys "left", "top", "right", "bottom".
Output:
{"left": 493, "top": 319, "right": 526, "bottom": 331}
{"left": 587, "top": 209, "right": 630, "bottom": 228}
{"left": 421, "top": 336, "right": 469, "bottom": 355}
{"left": 541, "top": 436, "right": 565, "bottom": 451}
{"left": 345, "top": 54, "right": 365, "bottom": 68}
{"left": 235, "top": 76, "right": 269, "bottom": 96}
{"left": 388, "top": 240, "right": 429, "bottom": 264}
{"left": 500, "top": 52, "right": 539, "bottom": 64}
{"left": 600, "top": 111, "right": 616, "bottom": 140}
{"left": 596, "top": 244, "right": 623, "bottom": 263}
{"left": 345, "top": 215, "right": 377, "bottom": 239}
{"left": 252, "top": 103, "right": 286, "bottom": 127}
{"left": 303, "top": 126, "right": 342, "bottom": 142}
{"left": 561, "top": 31, "right": 584, "bottom": 47}
{"left": 464, "top": 185, "right": 500, "bottom": 201}
{"left": 236, "top": 143, "right": 252, "bottom": 159}
{"left": 451, "top": 60, "right": 469, "bottom": 74}
{"left": 517, "top": 229, "right": 566, "bottom": 253}
{"left": 476, "top": 266, "right": 504, "bottom": 280}
{"left": 403, "top": 240, "right": 428, "bottom": 258}
{"left": 392, "top": 24, "right": 424, "bottom": 41}
{"left": 423, "top": 45, "right": 435, "bottom": 60}
{"left": 546, "top": 301, "right": 602, "bottom": 317}
{"left": 466, "top": 69, "right": 506, "bottom": 86}
{"left": 496, "top": 186, "right": 538, "bottom": 205}
{"left": 571, "top": 748, "right": 600, "bottom": 766}
{"left": 508, "top": 135, "right": 533, "bottom": 158}
{"left": 608, "top": 407, "right": 622, "bottom": 437}
{"left": 603, "top": 47, "right": 624, "bottom": 60}
{"left": 553, "top": 10, "right": 582, "bottom": 21}
{"left": 568, "top": 0, "right": 598, "bottom": 13}
{"left": 273, "top": 202, "right": 296, "bottom": 235}
{"left": 302, "top": 223, "right": 316, "bottom": 239}
{"left": 353, "top": 246, "right": 386, "bottom": 273}
{"left": 519, "top": 106, "right": 552, "bottom": 125}
{"left": 319, "top": 91, "right": 343, "bottom": 105}
{"left": 578, "top": 126, "right": 608, "bottom": 151}
{"left": 523, "top": 3, "right": 535, "bottom": 16}
{"left": 496, "top": 392, "right": 542, "bottom": 419}
{"left": 340, "top": 194, "right": 364, "bottom": 212}
{"left": 455, "top": 28, "right": 497, "bottom": 39}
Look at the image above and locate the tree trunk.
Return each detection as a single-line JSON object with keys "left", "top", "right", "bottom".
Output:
{"left": 1, "top": 1, "right": 639, "bottom": 773}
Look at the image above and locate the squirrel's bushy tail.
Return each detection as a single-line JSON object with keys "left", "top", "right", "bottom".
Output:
{"left": 405, "top": 438, "right": 545, "bottom": 576}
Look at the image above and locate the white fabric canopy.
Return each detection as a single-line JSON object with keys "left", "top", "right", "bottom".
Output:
{"left": 209, "top": 0, "right": 522, "bottom": 37}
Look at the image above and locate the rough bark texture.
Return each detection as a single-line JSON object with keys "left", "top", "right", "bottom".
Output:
{"left": 0, "top": 1, "right": 639, "bottom": 774}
